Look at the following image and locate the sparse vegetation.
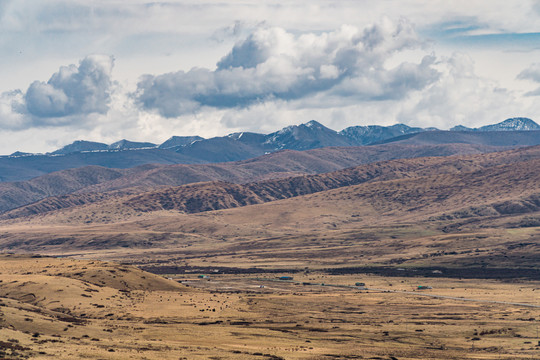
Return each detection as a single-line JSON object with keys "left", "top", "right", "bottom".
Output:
{"left": 0, "top": 255, "right": 538, "bottom": 359}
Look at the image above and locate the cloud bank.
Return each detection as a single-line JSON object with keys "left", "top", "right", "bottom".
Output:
{"left": 135, "top": 20, "right": 440, "bottom": 117}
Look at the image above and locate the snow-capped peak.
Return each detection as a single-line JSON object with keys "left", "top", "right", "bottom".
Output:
{"left": 479, "top": 117, "right": 540, "bottom": 131}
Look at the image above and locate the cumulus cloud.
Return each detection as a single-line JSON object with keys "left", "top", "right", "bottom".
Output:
{"left": 135, "top": 19, "right": 440, "bottom": 117}
{"left": 0, "top": 54, "right": 115, "bottom": 130}
{"left": 25, "top": 55, "right": 114, "bottom": 118}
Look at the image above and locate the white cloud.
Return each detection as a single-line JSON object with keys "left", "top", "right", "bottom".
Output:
{"left": 24, "top": 55, "right": 114, "bottom": 120}
{"left": 0, "top": 54, "right": 115, "bottom": 134}
{"left": 0, "top": 90, "right": 28, "bottom": 130}
{"left": 518, "top": 63, "right": 540, "bottom": 83}
{"left": 517, "top": 62, "right": 540, "bottom": 96}
{"left": 396, "top": 53, "right": 523, "bottom": 128}
{"left": 135, "top": 20, "right": 439, "bottom": 117}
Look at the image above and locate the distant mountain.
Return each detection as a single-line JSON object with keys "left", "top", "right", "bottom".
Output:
{"left": 478, "top": 117, "right": 540, "bottom": 131}
{"left": 9, "top": 151, "right": 33, "bottom": 157}
{"left": 339, "top": 124, "right": 427, "bottom": 145}
{"left": 23, "top": 117, "right": 540, "bottom": 159}
{"left": 0, "top": 148, "right": 203, "bottom": 183}
{"left": 51, "top": 140, "right": 108, "bottom": 155}
{"left": 228, "top": 132, "right": 267, "bottom": 147}
{"left": 108, "top": 140, "right": 157, "bottom": 150}
{"left": 450, "top": 118, "right": 540, "bottom": 132}
{"left": 449, "top": 125, "right": 474, "bottom": 131}
{"left": 174, "top": 136, "right": 267, "bottom": 163}
{"left": 2, "top": 118, "right": 540, "bottom": 183}
{"left": 375, "top": 130, "right": 540, "bottom": 147}
{"left": 264, "top": 120, "right": 355, "bottom": 150}
{"left": 170, "top": 121, "right": 355, "bottom": 162}
{"left": 170, "top": 132, "right": 271, "bottom": 163}
{"left": 158, "top": 136, "right": 204, "bottom": 149}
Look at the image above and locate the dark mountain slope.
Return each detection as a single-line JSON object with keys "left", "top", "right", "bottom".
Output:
{"left": 174, "top": 136, "right": 267, "bottom": 163}
{"left": 0, "top": 148, "right": 202, "bottom": 183}
{"left": 0, "top": 166, "right": 126, "bottom": 213}
{"left": 51, "top": 140, "right": 109, "bottom": 155}
{"left": 158, "top": 136, "right": 204, "bottom": 149}
{"left": 339, "top": 124, "right": 427, "bottom": 145}
{"left": 376, "top": 130, "right": 540, "bottom": 146}
{"left": 108, "top": 140, "right": 157, "bottom": 150}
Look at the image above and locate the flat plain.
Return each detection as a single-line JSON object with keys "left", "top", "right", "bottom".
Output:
{"left": 0, "top": 255, "right": 539, "bottom": 359}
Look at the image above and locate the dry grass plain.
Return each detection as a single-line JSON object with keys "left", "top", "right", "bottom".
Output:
{"left": 0, "top": 255, "right": 538, "bottom": 360}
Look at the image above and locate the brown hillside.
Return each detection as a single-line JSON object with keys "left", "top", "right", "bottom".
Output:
{"left": 76, "top": 143, "right": 510, "bottom": 192}
{"left": 0, "top": 166, "right": 125, "bottom": 213}
{"left": 81, "top": 145, "right": 540, "bottom": 215}
{"left": 2, "top": 144, "right": 540, "bottom": 221}
{"left": 0, "top": 143, "right": 506, "bottom": 214}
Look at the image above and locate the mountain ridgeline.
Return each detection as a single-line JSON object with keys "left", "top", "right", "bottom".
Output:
{"left": 1, "top": 117, "right": 539, "bottom": 183}
{"left": 39, "top": 117, "right": 540, "bottom": 156}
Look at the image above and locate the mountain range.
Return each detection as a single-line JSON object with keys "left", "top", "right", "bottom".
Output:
{"left": 1, "top": 117, "right": 539, "bottom": 183}
{"left": 37, "top": 117, "right": 540, "bottom": 155}
{"left": 449, "top": 117, "right": 540, "bottom": 131}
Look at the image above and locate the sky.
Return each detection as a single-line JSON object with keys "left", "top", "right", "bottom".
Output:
{"left": 2, "top": 1, "right": 540, "bottom": 154}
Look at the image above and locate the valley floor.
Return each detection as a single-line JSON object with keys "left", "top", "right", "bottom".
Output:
{"left": 0, "top": 255, "right": 539, "bottom": 360}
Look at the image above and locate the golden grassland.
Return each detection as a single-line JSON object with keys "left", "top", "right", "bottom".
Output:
{"left": 0, "top": 255, "right": 538, "bottom": 360}
{"left": 0, "top": 195, "right": 538, "bottom": 271}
